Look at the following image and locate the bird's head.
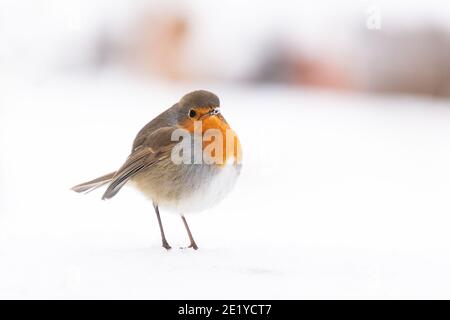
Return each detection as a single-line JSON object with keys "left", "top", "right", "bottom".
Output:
{"left": 178, "top": 90, "right": 222, "bottom": 122}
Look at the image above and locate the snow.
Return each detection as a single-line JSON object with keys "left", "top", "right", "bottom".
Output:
{"left": 1, "top": 71, "right": 450, "bottom": 299}
{"left": 1, "top": 0, "right": 450, "bottom": 300}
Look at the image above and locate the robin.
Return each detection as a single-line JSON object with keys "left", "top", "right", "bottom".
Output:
{"left": 72, "top": 90, "right": 242, "bottom": 250}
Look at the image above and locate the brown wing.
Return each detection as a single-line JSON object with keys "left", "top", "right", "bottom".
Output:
{"left": 72, "top": 172, "right": 116, "bottom": 194}
{"left": 102, "top": 127, "right": 177, "bottom": 200}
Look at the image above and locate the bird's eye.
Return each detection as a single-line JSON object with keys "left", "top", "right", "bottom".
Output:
{"left": 189, "top": 109, "right": 196, "bottom": 118}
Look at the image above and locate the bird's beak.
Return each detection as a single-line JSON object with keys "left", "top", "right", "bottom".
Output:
{"left": 199, "top": 107, "right": 220, "bottom": 120}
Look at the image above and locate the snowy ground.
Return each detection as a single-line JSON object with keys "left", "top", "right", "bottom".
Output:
{"left": 1, "top": 72, "right": 450, "bottom": 299}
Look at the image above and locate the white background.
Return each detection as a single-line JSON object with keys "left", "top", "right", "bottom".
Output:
{"left": 1, "top": 0, "right": 450, "bottom": 299}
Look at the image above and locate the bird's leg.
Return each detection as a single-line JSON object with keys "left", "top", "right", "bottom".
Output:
{"left": 181, "top": 215, "right": 198, "bottom": 250}
{"left": 153, "top": 203, "right": 171, "bottom": 250}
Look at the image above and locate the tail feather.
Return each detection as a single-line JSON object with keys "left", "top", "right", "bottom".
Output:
{"left": 71, "top": 172, "right": 116, "bottom": 194}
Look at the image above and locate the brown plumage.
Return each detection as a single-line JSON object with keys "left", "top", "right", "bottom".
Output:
{"left": 72, "top": 90, "right": 242, "bottom": 250}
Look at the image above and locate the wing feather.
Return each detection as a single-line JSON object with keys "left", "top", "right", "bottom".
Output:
{"left": 102, "top": 127, "right": 177, "bottom": 200}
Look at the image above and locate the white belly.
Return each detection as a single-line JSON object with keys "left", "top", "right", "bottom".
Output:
{"left": 160, "top": 162, "right": 241, "bottom": 214}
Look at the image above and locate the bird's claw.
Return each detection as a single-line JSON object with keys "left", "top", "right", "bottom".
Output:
{"left": 179, "top": 243, "right": 199, "bottom": 250}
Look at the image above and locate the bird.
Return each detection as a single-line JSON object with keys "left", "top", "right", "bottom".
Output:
{"left": 71, "top": 90, "right": 242, "bottom": 250}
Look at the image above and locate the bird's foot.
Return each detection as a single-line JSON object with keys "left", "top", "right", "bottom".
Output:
{"left": 180, "top": 242, "right": 198, "bottom": 250}
{"left": 189, "top": 242, "right": 199, "bottom": 250}
{"left": 162, "top": 241, "right": 172, "bottom": 250}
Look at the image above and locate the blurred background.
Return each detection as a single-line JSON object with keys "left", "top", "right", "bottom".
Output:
{"left": 1, "top": 0, "right": 450, "bottom": 299}
{"left": 1, "top": 0, "right": 450, "bottom": 95}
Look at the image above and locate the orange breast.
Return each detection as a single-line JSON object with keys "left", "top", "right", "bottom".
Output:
{"left": 182, "top": 115, "right": 242, "bottom": 166}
